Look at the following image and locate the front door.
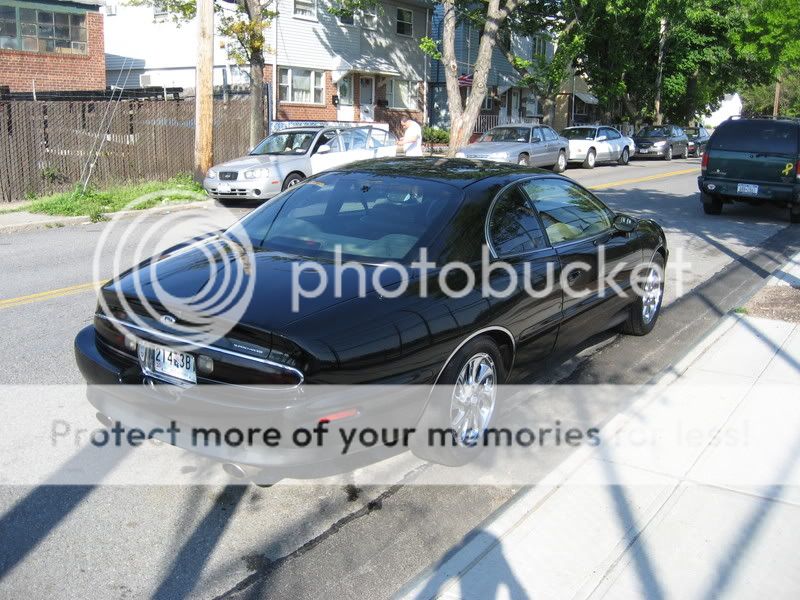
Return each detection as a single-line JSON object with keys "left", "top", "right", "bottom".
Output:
{"left": 511, "top": 90, "right": 520, "bottom": 121}
{"left": 359, "top": 76, "right": 375, "bottom": 122}
{"left": 337, "top": 76, "right": 354, "bottom": 121}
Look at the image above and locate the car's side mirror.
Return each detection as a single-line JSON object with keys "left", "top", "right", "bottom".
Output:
{"left": 612, "top": 213, "right": 637, "bottom": 233}
{"left": 596, "top": 135, "right": 607, "bottom": 141}
{"left": 517, "top": 137, "right": 528, "bottom": 142}
{"left": 316, "top": 144, "right": 331, "bottom": 154}
{"left": 531, "top": 137, "right": 541, "bottom": 143}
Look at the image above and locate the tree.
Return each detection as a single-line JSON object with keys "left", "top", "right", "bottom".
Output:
{"left": 129, "top": 0, "right": 276, "bottom": 147}
{"left": 741, "top": 72, "right": 800, "bottom": 116}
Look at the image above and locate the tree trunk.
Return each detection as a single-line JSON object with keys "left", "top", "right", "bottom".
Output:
{"left": 773, "top": 76, "right": 782, "bottom": 117}
{"left": 443, "top": 0, "right": 519, "bottom": 155}
{"left": 653, "top": 17, "right": 667, "bottom": 125}
{"left": 243, "top": 0, "right": 266, "bottom": 148}
{"left": 193, "top": 0, "right": 214, "bottom": 182}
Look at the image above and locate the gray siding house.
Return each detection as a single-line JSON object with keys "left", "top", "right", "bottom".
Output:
{"left": 427, "top": 5, "right": 554, "bottom": 132}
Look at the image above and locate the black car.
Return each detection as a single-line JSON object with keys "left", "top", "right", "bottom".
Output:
{"left": 75, "top": 159, "right": 668, "bottom": 471}
{"left": 633, "top": 125, "right": 690, "bottom": 160}
{"left": 684, "top": 126, "right": 711, "bottom": 157}
{"left": 698, "top": 117, "right": 800, "bottom": 222}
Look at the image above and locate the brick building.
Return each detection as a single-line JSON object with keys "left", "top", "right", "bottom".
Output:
{"left": 0, "top": 0, "right": 105, "bottom": 93}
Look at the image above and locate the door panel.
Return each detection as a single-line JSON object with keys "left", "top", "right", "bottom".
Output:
{"left": 359, "top": 77, "right": 375, "bottom": 122}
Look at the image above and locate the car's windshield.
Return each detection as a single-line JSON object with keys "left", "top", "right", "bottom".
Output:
{"left": 230, "top": 172, "right": 464, "bottom": 262}
{"left": 685, "top": 127, "right": 700, "bottom": 138}
{"left": 250, "top": 131, "right": 317, "bottom": 155}
{"left": 561, "top": 128, "right": 597, "bottom": 140}
{"left": 637, "top": 126, "right": 670, "bottom": 137}
{"left": 479, "top": 127, "right": 530, "bottom": 143}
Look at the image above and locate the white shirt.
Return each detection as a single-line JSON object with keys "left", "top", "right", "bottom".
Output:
{"left": 402, "top": 121, "right": 423, "bottom": 156}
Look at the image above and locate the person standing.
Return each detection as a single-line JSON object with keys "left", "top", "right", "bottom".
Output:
{"left": 399, "top": 116, "right": 423, "bottom": 157}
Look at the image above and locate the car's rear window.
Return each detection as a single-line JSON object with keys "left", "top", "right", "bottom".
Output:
{"left": 710, "top": 120, "right": 799, "bottom": 155}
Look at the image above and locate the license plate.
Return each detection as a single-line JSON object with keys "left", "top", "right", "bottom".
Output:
{"left": 639, "top": 148, "right": 650, "bottom": 153}
{"left": 138, "top": 343, "right": 196, "bottom": 383}
{"left": 737, "top": 183, "right": 759, "bottom": 195}
{"left": 218, "top": 183, "right": 231, "bottom": 193}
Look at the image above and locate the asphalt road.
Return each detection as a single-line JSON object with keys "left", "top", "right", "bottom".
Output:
{"left": 0, "top": 157, "right": 797, "bottom": 599}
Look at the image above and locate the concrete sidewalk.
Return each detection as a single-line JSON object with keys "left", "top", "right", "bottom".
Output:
{"left": 400, "top": 311, "right": 800, "bottom": 597}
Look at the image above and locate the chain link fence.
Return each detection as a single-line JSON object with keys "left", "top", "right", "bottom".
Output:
{"left": 0, "top": 98, "right": 252, "bottom": 202}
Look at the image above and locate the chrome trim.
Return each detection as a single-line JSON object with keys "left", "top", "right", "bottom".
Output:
{"left": 97, "top": 314, "right": 305, "bottom": 385}
{"left": 434, "top": 326, "right": 516, "bottom": 385}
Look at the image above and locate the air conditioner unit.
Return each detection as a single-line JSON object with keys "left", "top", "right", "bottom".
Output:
{"left": 139, "top": 74, "right": 152, "bottom": 87}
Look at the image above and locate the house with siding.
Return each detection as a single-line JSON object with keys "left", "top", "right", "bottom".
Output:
{"left": 0, "top": 0, "right": 105, "bottom": 93}
{"left": 264, "top": 0, "right": 433, "bottom": 133}
{"left": 427, "top": 6, "right": 554, "bottom": 132}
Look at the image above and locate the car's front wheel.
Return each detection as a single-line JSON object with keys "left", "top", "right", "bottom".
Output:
{"left": 620, "top": 252, "right": 665, "bottom": 336}
{"left": 412, "top": 336, "right": 507, "bottom": 466}
{"left": 582, "top": 149, "right": 596, "bottom": 169}
{"left": 552, "top": 150, "right": 567, "bottom": 173}
{"left": 663, "top": 145, "right": 673, "bottom": 161}
{"left": 282, "top": 172, "right": 305, "bottom": 190}
{"left": 518, "top": 153, "right": 530, "bottom": 167}
{"left": 618, "top": 147, "right": 630, "bottom": 165}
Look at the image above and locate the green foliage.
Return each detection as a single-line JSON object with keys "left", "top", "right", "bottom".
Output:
{"left": 741, "top": 72, "right": 800, "bottom": 116}
{"left": 420, "top": 36, "right": 442, "bottom": 61}
{"left": 423, "top": 126, "right": 450, "bottom": 144}
{"left": 25, "top": 176, "right": 205, "bottom": 218}
{"left": 734, "top": 0, "right": 800, "bottom": 77}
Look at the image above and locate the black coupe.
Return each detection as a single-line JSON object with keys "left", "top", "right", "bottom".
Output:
{"left": 75, "top": 158, "right": 667, "bottom": 470}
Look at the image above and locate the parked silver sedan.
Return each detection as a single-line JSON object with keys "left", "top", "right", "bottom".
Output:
{"left": 455, "top": 124, "right": 569, "bottom": 172}
{"left": 204, "top": 125, "right": 397, "bottom": 202}
{"left": 561, "top": 125, "right": 635, "bottom": 168}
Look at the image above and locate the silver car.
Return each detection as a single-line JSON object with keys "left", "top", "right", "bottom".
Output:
{"left": 455, "top": 124, "right": 569, "bottom": 172}
{"left": 561, "top": 125, "right": 635, "bottom": 168}
{"left": 204, "top": 125, "right": 397, "bottom": 202}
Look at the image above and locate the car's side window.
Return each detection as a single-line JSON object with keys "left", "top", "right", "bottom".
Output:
{"left": 487, "top": 185, "right": 548, "bottom": 257}
{"left": 520, "top": 179, "right": 613, "bottom": 245}
{"left": 314, "top": 131, "right": 341, "bottom": 153}
{"left": 544, "top": 127, "right": 559, "bottom": 141}
{"left": 607, "top": 128, "right": 621, "bottom": 140}
{"left": 530, "top": 127, "right": 544, "bottom": 143}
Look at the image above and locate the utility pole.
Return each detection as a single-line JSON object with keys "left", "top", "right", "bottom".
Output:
{"left": 773, "top": 76, "right": 782, "bottom": 117}
{"left": 194, "top": 0, "right": 214, "bottom": 182}
{"left": 654, "top": 17, "right": 667, "bottom": 125}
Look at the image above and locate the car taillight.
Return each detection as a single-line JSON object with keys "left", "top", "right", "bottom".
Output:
{"left": 796, "top": 160, "right": 799, "bottom": 181}
{"left": 701, "top": 150, "right": 709, "bottom": 172}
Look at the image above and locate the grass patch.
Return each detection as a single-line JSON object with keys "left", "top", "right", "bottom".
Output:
{"left": 24, "top": 174, "right": 206, "bottom": 218}
{"left": 733, "top": 306, "right": 749, "bottom": 315}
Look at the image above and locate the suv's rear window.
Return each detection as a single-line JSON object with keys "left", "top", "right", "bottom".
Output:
{"left": 710, "top": 120, "right": 799, "bottom": 155}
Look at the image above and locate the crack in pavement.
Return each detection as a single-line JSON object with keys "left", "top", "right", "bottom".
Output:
{"left": 212, "top": 463, "right": 431, "bottom": 600}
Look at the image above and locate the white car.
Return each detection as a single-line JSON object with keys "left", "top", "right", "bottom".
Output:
{"left": 204, "top": 125, "right": 397, "bottom": 203}
{"left": 561, "top": 126, "right": 635, "bottom": 169}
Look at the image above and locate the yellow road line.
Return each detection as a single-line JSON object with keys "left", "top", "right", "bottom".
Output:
{"left": 589, "top": 167, "right": 699, "bottom": 190}
{"left": 0, "top": 280, "right": 105, "bottom": 310}
{"left": 1, "top": 166, "right": 699, "bottom": 310}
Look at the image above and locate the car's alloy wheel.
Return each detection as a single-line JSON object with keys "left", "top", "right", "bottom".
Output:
{"left": 620, "top": 253, "right": 665, "bottom": 336}
{"left": 518, "top": 154, "right": 530, "bottom": 166}
{"left": 664, "top": 146, "right": 673, "bottom": 161}
{"left": 282, "top": 173, "right": 304, "bottom": 190}
{"left": 449, "top": 353, "right": 497, "bottom": 447}
{"left": 582, "top": 149, "right": 596, "bottom": 169}
{"left": 553, "top": 150, "right": 567, "bottom": 173}
{"left": 618, "top": 147, "right": 630, "bottom": 165}
{"left": 641, "top": 267, "right": 663, "bottom": 324}
{"left": 681, "top": 145, "right": 689, "bottom": 159}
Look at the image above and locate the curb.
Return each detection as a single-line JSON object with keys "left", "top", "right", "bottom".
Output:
{"left": 0, "top": 199, "right": 216, "bottom": 235}
{"left": 395, "top": 314, "right": 740, "bottom": 600}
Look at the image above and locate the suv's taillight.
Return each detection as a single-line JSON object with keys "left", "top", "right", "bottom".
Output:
{"left": 701, "top": 150, "right": 709, "bottom": 173}
{"left": 796, "top": 159, "right": 799, "bottom": 181}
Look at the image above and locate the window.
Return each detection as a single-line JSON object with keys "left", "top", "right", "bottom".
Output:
{"left": 488, "top": 186, "right": 547, "bottom": 257}
{"left": 338, "top": 12, "right": 354, "bottom": 26}
{"left": 396, "top": 8, "right": 413, "bottom": 36}
{"left": 362, "top": 7, "right": 377, "bottom": 29}
{"left": 532, "top": 35, "right": 547, "bottom": 58}
{"left": 542, "top": 127, "right": 558, "bottom": 142}
{"left": 278, "top": 68, "right": 325, "bottom": 104}
{"left": 0, "top": 6, "right": 87, "bottom": 54}
{"left": 388, "top": 79, "right": 418, "bottom": 110}
{"left": 709, "top": 120, "right": 800, "bottom": 155}
{"left": 521, "top": 179, "right": 613, "bottom": 245}
{"left": 251, "top": 130, "right": 318, "bottom": 155}
{"left": 294, "top": 0, "right": 316, "bottom": 19}
{"left": 483, "top": 93, "right": 493, "bottom": 111}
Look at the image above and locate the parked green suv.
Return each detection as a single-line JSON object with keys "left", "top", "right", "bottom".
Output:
{"left": 698, "top": 117, "right": 800, "bottom": 223}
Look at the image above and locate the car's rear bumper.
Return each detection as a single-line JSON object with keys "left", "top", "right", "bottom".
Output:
{"left": 698, "top": 176, "right": 800, "bottom": 206}
{"left": 203, "top": 177, "right": 282, "bottom": 201}
{"left": 74, "top": 325, "right": 428, "bottom": 474}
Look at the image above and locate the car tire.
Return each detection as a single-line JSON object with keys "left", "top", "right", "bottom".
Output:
{"left": 411, "top": 336, "right": 507, "bottom": 467}
{"left": 282, "top": 172, "right": 305, "bottom": 190}
{"left": 518, "top": 153, "right": 530, "bottom": 167}
{"left": 552, "top": 150, "right": 567, "bottom": 173}
{"left": 620, "top": 252, "right": 665, "bottom": 336}
{"left": 701, "top": 192, "right": 723, "bottom": 215}
{"left": 680, "top": 145, "right": 689, "bottom": 159}
{"left": 663, "top": 145, "right": 673, "bottom": 161}
{"left": 790, "top": 205, "right": 800, "bottom": 224}
{"left": 618, "top": 147, "right": 630, "bottom": 165}
{"left": 582, "top": 149, "right": 596, "bottom": 169}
